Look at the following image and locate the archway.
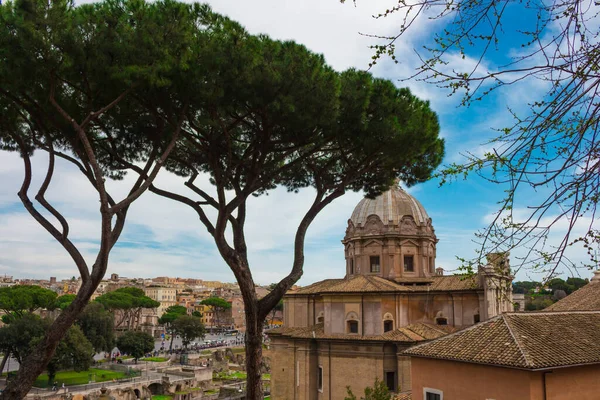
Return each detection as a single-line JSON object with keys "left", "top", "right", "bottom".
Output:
{"left": 134, "top": 389, "right": 141, "bottom": 399}
{"left": 148, "top": 383, "right": 163, "bottom": 395}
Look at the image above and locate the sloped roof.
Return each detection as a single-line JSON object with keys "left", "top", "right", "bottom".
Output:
{"left": 545, "top": 283, "right": 600, "bottom": 311}
{"left": 394, "top": 275, "right": 479, "bottom": 292}
{"left": 291, "top": 275, "right": 413, "bottom": 295}
{"left": 269, "top": 322, "right": 456, "bottom": 343}
{"left": 394, "top": 393, "right": 412, "bottom": 400}
{"left": 405, "top": 311, "right": 600, "bottom": 370}
{"left": 428, "top": 275, "right": 479, "bottom": 291}
{"left": 290, "top": 274, "right": 481, "bottom": 296}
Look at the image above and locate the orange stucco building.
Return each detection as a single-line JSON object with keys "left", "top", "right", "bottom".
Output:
{"left": 407, "top": 311, "right": 600, "bottom": 400}
{"left": 412, "top": 358, "right": 600, "bottom": 400}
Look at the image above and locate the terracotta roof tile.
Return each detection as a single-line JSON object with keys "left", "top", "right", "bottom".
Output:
{"left": 269, "top": 322, "right": 454, "bottom": 343}
{"left": 291, "top": 275, "right": 413, "bottom": 295}
{"left": 405, "top": 311, "right": 600, "bottom": 369}
{"left": 545, "top": 283, "right": 600, "bottom": 311}
{"left": 393, "top": 275, "right": 479, "bottom": 291}
{"left": 394, "top": 393, "right": 412, "bottom": 400}
{"left": 290, "top": 274, "right": 481, "bottom": 296}
{"left": 290, "top": 279, "right": 344, "bottom": 295}
{"left": 427, "top": 275, "right": 479, "bottom": 291}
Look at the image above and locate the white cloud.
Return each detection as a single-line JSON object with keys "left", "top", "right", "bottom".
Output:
{"left": 2, "top": 0, "right": 595, "bottom": 286}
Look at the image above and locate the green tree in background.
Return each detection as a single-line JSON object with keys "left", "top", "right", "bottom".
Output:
{"left": 55, "top": 294, "right": 76, "bottom": 311}
{"left": 200, "top": 297, "right": 231, "bottom": 329}
{"left": 567, "top": 278, "right": 588, "bottom": 292}
{"left": 116, "top": 331, "right": 155, "bottom": 363}
{"left": 0, "top": 315, "right": 94, "bottom": 386}
{"left": 96, "top": 287, "right": 159, "bottom": 330}
{"left": 43, "top": 325, "right": 94, "bottom": 387}
{"left": 0, "top": 286, "right": 56, "bottom": 373}
{"left": 0, "top": 314, "right": 48, "bottom": 365}
{"left": 171, "top": 315, "right": 206, "bottom": 349}
{"left": 0, "top": 285, "right": 57, "bottom": 320}
{"left": 158, "top": 305, "right": 188, "bottom": 351}
{"left": 512, "top": 281, "right": 541, "bottom": 295}
{"left": 525, "top": 298, "right": 554, "bottom": 311}
{"left": 76, "top": 302, "right": 115, "bottom": 355}
{"left": 547, "top": 277, "right": 589, "bottom": 295}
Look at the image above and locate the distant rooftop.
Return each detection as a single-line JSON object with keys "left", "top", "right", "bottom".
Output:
{"left": 545, "top": 275, "right": 600, "bottom": 311}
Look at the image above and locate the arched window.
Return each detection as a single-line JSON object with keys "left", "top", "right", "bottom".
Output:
{"left": 383, "top": 312, "right": 394, "bottom": 332}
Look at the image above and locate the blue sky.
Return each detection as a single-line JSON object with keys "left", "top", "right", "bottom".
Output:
{"left": 0, "top": 0, "right": 596, "bottom": 285}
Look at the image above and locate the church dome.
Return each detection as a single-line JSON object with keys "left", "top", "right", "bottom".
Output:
{"left": 350, "top": 186, "right": 430, "bottom": 227}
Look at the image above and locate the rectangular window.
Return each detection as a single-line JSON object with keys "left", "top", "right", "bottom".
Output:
{"left": 424, "top": 388, "right": 443, "bottom": 400}
{"left": 370, "top": 256, "right": 380, "bottom": 273}
{"left": 318, "top": 366, "right": 323, "bottom": 392}
{"left": 404, "top": 255, "right": 414, "bottom": 272}
{"left": 347, "top": 320, "right": 359, "bottom": 334}
{"left": 350, "top": 259, "right": 354, "bottom": 275}
{"left": 385, "top": 371, "right": 396, "bottom": 392}
{"left": 429, "top": 256, "right": 434, "bottom": 273}
{"left": 384, "top": 320, "right": 394, "bottom": 332}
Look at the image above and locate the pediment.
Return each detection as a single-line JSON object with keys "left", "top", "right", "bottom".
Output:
{"left": 364, "top": 239, "right": 384, "bottom": 248}
{"left": 401, "top": 239, "right": 420, "bottom": 247}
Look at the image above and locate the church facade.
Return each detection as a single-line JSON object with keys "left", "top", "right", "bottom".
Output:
{"left": 269, "top": 185, "right": 514, "bottom": 399}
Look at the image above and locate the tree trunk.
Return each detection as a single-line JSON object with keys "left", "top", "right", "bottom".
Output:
{"left": 0, "top": 353, "right": 9, "bottom": 376}
{"left": 47, "top": 372, "right": 56, "bottom": 388}
{"left": 244, "top": 307, "right": 264, "bottom": 400}
{"left": 0, "top": 290, "right": 90, "bottom": 399}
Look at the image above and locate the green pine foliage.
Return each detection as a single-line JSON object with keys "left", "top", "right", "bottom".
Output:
{"left": 116, "top": 330, "right": 155, "bottom": 362}
{"left": 345, "top": 378, "right": 392, "bottom": 400}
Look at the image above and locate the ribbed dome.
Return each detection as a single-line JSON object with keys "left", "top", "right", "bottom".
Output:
{"left": 350, "top": 186, "right": 430, "bottom": 226}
